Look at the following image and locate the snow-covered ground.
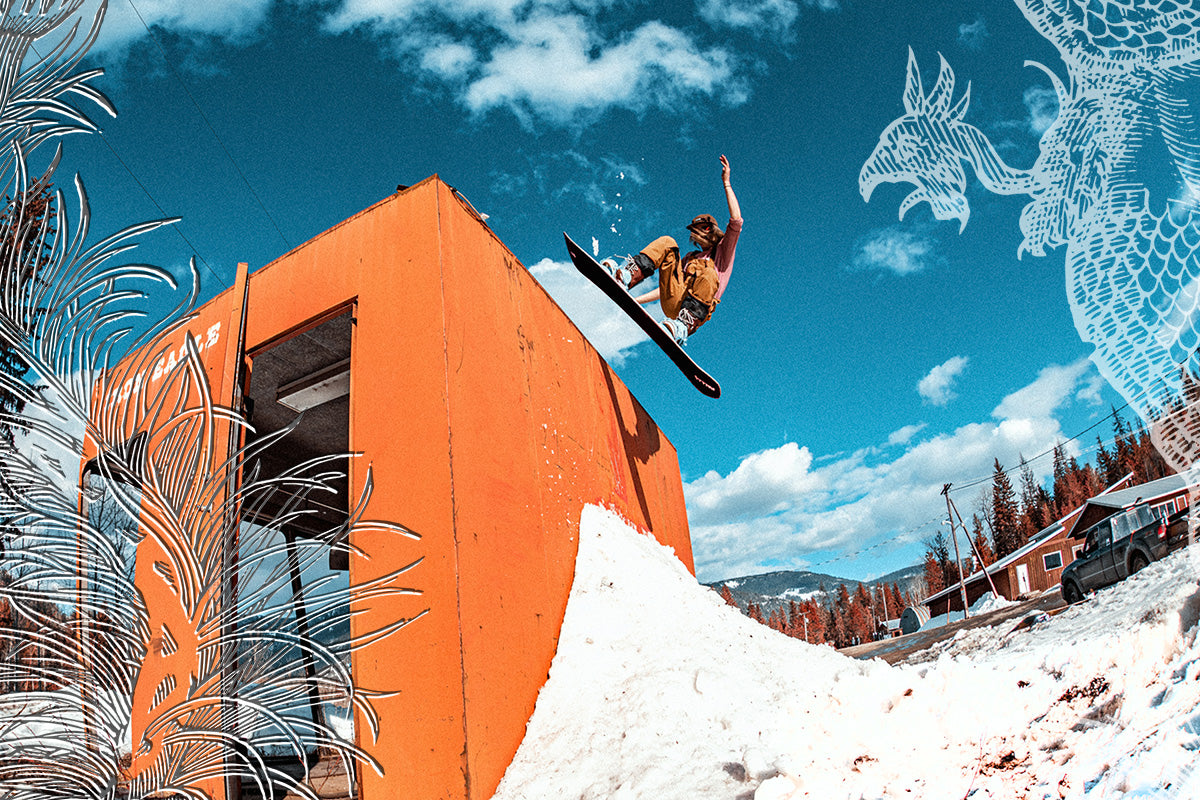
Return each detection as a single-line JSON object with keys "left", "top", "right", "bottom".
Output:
{"left": 921, "top": 591, "right": 1017, "bottom": 631}
{"left": 493, "top": 505, "right": 1200, "bottom": 800}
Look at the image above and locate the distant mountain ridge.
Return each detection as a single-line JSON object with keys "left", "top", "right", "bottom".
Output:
{"left": 704, "top": 564, "right": 925, "bottom": 618}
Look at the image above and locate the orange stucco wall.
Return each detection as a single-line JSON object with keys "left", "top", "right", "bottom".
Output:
{"left": 109, "top": 268, "right": 248, "bottom": 800}
{"left": 120, "top": 175, "right": 693, "bottom": 799}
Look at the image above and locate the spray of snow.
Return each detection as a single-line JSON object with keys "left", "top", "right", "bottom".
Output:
{"left": 494, "top": 505, "right": 1200, "bottom": 799}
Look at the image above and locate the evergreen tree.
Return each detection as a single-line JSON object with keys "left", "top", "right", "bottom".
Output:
{"left": 921, "top": 532, "right": 952, "bottom": 596}
{"left": 1095, "top": 434, "right": 1119, "bottom": 485}
{"left": 991, "top": 459, "right": 1022, "bottom": 557}
{"left": 802, "top": 598, "right": 826, "bottom": 644}
{"left": 719, "top": 585, "right": 737, "bottom": 607}
{"left": 1132, "top": 420, "right": 1172, "bottom": 482}
{"left": 1112, "top": 407, "right": 1136, "bottom": 479}
{"left": 847, "top": 595, "right": 871, "bottom": 645}
{"left": 889, "top": 583, "right": 905, "bottom": 617}
{"left": 971, "top": 513, "right": 995, "bottom": 567}
{"left": 786, "top": 600, "right": 802, "bottom": 639}
{"left": 1018, "top": 457, "right": 1042, "bottom": 527}
{"left": 0, "top": 182, "right": 55, "bottom": 562}
{"left": 1051, "top": 443, "right": 1070, "bottom": 515}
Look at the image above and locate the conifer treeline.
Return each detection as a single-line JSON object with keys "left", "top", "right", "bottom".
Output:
{"left": 921, "top": 408, "right": 1172, "bottom": 597}
{"left": 719, "top": 409, "right": 1172, "bottom": 648}
{"left": 719, "top": 580, "right": 918, "bottom": 648}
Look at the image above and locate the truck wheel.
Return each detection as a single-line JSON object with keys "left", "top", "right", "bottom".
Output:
{"left": 1062, "top": 580, "right": 1083, "bottom": 604}
{"left": 1129, "top": 552, "right": 1149, "bottom": 574}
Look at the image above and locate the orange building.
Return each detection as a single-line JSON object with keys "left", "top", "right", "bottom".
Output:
{"left": 112, "top": 176, "right": 694, "bottom": 799}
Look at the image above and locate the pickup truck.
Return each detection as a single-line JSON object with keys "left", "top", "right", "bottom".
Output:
{"left": 1060, "top": 502, "right": 1190, "bottom": 603}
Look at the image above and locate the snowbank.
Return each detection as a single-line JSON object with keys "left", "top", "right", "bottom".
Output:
{"left": 493, "top": 505, "right": 1200, "bottom": 799}
{"left": 920, "top": 590, "right": 1018, "bottom": 631}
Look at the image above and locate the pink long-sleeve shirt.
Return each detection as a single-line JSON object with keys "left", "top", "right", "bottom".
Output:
{"left": 684, "top": 217, "right": 742, "bottom": 303}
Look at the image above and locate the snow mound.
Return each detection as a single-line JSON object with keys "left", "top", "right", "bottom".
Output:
{"left": 921, "top": 591, "right": 1017, "bottom": 631}
{"left": 493, "top": 505, "right": 1200, "bottom": 800}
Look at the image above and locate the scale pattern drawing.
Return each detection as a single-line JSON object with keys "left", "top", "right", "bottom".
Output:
{"left": 861, "top": 2, "right": 1200, "bottom": 479}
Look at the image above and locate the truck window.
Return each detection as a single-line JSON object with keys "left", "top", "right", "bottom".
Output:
{"left": 1095, "top": 521, "right": 1113, "bottom": 549}
{"left": 1130, "top": 505, "right": 1154, "bottom": 530}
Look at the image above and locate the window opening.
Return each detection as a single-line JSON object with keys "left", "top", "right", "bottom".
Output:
{"left": 237, "top": 309, "right": 354, "bottom": 800}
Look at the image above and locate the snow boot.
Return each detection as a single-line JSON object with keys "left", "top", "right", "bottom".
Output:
{"left": 601, "top": 253, "right": 652, "bottom": 290}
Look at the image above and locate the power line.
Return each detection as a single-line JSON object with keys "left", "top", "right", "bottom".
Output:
{"left": 124, "top": 0, "right": 292, "bottom": 254}
{"left": 949, "top": 400, "right": 1133, "bottom": 494}
{"left": 95, "top": 130, "right": 226, "bottom": 287}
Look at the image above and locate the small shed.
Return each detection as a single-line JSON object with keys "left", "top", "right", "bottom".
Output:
{"left": 899, "top": 605, "right": 930, "bottom": 635}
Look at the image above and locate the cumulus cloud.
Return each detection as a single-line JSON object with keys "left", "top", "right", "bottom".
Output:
{"left": 82, "top": 0, "right": 274, "bottom": 54}
{"left": 957, "top": 16, "right": 988, "bottom": 50}
{"left": 918, "top": 356, "right": 969, "bottom": 406}
{"left": 688, "top": 361, "right": 1103, "bottom": 582}
{"left": 527, "top": 258, "right": 648, "bottom": 366}
{"left": 467, "top": 18, "right": 738, "bottom": 123}
{"left": 886, "top": 423, "right": 926, "bottom": 447}
{"left": 698, "top": 0, "right": 801, "bottom": 39}
{"left": 687, "top": 443, "right": 819, "bottom": 526}
{"left": 852, "top": 227, "right": 936, "bottom": 275}
{"left": 1024, "top": 85, "right": 1060, "bottom": 136}
{"left": 75, "top": 0, "right": 752, "bottom": 125}
{"left": 323, "top": 0, "right": 745, "bottom": 125}
{"left": 991, "top": 358, "right": 1091, "bottom": 420}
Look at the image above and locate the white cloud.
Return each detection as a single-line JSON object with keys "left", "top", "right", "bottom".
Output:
{"left": 918, "top": 355, "right": 969, "bottom": 406}
{"left": 852, "top": 227, "right": 936, "bottom": 275}
{"left": 698, "top": 0, "right": 801, "bottom": 39}
{"left": 527, "top": 257, "right": 648, "bottom": 366}
{"left": 322, "top": 0, "right": 745, "bottom": 125}
{"left": 991, "top": 358, "right": 1090, "bottom": 420}
{"left": 1024, "top": 85, "right": 1059, "bottom": 136}
{"left": 83, "top": 0, "right": 274, "bottom": 54}
{"left": 687, "top": 443, "right": 818, "bottom": 526}
{"left": 886, "top": 423, "right": 926, "bottom": 447}
{"left": 462, "top": 18, "right": 739, "bottom": 124}
{"left": 957, "top": 16, "right": 988, "bottom": 50}
{"left": 688, "top": 361, "right": 1102, "bottom": 582}
{"left": 75, "top": 0, "right": 751, "bottom": 125}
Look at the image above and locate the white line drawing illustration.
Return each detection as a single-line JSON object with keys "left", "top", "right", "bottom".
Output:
{"left": 861, "top": 4, "right": 1200, "bottom": 479}
{"left": 861, "top": 4, "right": 1200, "bottom": 786}
{"left": 0, "top": 3, "right": 423, "bottom": 798}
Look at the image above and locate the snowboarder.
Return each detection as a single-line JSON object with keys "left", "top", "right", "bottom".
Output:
{"left": 602, "top": 154, "right": 743, "bottom": 345}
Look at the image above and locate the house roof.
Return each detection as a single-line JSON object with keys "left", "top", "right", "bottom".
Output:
{"left": 923, "top": 473, "right": 1136, "bottom": 607}
{"left": 1065, "top": 472, "right": 1196, "bottom": 539}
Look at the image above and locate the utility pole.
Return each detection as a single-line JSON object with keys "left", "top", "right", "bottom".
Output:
{"left": 942, "top": 483, "right": 971, "bottom": 619}
{"left": 947, "top": 488, "right": 1000, "bottom": 598}
{"left": 880, "top": 584, "right": 890, "bottom": 637}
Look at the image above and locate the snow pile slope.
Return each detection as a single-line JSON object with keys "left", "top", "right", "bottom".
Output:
{"left": 921, "top": 590, "right": 1017, "bottom": 631}
{"left": 493, "top": 505, "right": 1200, "bottom": 800}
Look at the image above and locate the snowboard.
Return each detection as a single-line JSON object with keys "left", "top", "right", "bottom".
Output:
{"left": 564, "top": 233, "right": 721, "bottom": 398}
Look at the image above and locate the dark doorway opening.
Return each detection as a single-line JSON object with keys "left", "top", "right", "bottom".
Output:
{"left": 237, "top": 308, "right": 356, "bottom": 800}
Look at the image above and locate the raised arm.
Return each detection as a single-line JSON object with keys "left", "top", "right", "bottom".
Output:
{"left": 721, "top": 154, "right": 742, "bottom": 222}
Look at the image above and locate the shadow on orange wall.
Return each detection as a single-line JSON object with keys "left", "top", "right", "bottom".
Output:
{"left": 112, "top": 175, "right": 694, "bottom": 800}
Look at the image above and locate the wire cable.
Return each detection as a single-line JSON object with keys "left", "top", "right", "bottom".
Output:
{"left": 124, "top": 0, "right": 292, "bottom": 254}
{"left": 95, "top": 130, "right": 227, "bottom": 287}
{"left": 950, "top": 400, "right": 1133, "bottom": 494}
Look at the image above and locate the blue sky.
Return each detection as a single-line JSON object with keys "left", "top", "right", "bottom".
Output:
{"left": 56, "top": 0, "right": 1130, "bottom": 583}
